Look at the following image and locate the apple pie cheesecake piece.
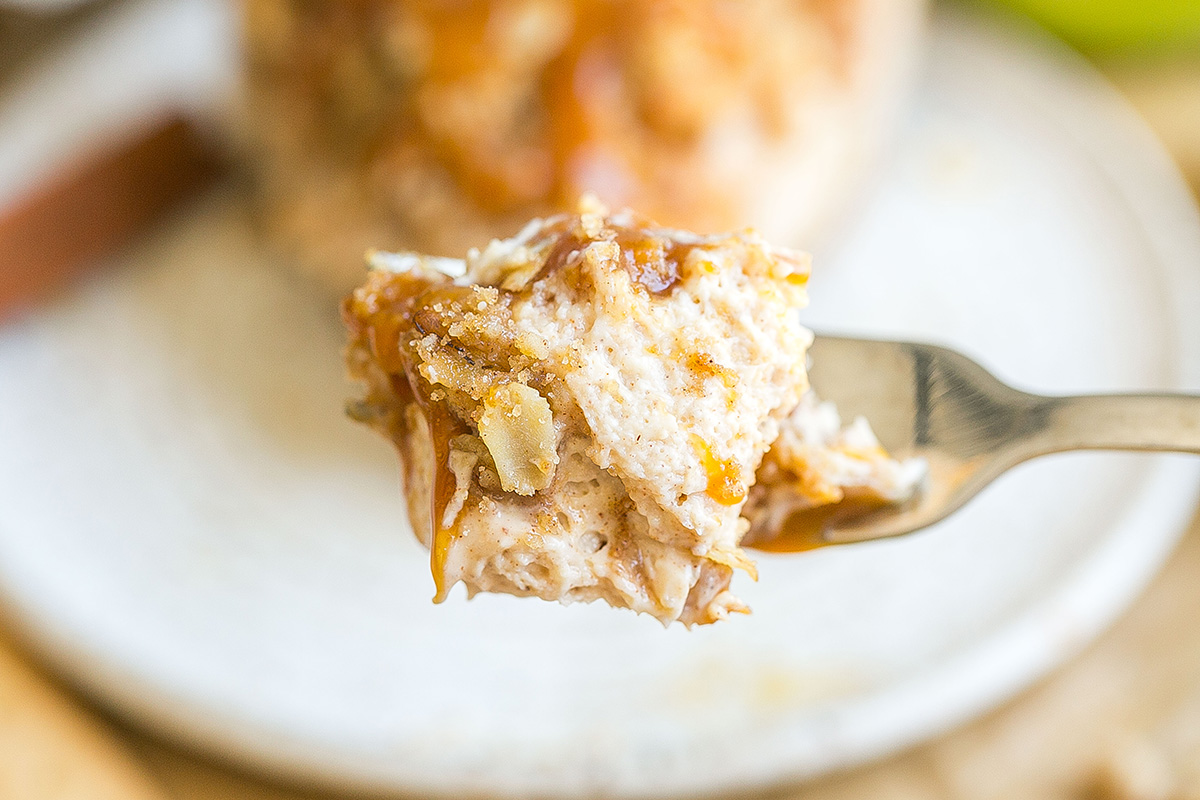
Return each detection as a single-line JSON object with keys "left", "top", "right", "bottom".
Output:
{"left": 343, "top": 199, "right": 813, "bottom": 625}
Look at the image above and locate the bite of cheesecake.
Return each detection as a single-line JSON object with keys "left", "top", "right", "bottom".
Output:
{"left": 343, "top": 198, "right": 922, "bottom": 625}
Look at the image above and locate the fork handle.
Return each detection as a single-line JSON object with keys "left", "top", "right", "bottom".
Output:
{"left": 1026, "top": 394, "right": 1200, "bottom": 455}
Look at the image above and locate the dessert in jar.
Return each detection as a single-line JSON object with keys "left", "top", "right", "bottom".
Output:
{"left": 243, "top": 0, "right": 926, "bottom": 292}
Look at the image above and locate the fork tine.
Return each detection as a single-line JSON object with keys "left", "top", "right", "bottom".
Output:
{"left": 772, "top": 334, "right": 1200, "bottom": 550}
{"left": 790, "top": 335, "right": 1030, "bottom": 547}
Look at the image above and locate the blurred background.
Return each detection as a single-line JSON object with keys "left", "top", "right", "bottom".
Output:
{"left": 0, "top": 0, "right": 1199, "bottom": 799}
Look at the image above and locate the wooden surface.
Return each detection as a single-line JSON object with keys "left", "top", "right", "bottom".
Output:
{"left": 0, "top": 635, "right": 166, "bottom": 800}
{"left": 1107, "top": 58, "right": 1200, "bottom": 190}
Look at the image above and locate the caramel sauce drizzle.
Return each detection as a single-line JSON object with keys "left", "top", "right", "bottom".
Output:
{"left": 418, "top": 397, "right": 470, "bottom": 602}
{"left": 528, "top": 219, "right": 693, "bottom": 297}
{"left": 346, "top": 271, "right": 472, "bottom": 601}
{"left": 613, "top": 226, "right": 691, "bottom": 294}
{"left": 536, "top": 226, "right": 585, "bottom": 284}
{"left": 748, "top": 494, "right": 893, "bottom": 553}
{"left": 690, "top": 435, "right": 745, "bottom": 506}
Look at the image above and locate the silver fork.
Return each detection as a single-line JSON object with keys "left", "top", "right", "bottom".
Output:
{"left": 789, "top": 335, "right": 1200, "bottom": 549}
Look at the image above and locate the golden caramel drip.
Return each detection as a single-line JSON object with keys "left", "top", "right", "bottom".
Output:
{"left": 525, "top": 217, "right": 695, "bottom": 296}
{"left": 537, "top": 226, "right": 585, "bottom": 283}
{"left": 748, "top": 494, "right": 892, "bottom": 553}
{"left": 612, "top": 226, "right": 692, "bottom": 294}
{"left": 425, "top": 403, "right": 471, "bottom": 601}
{"left": 691, "top": 434, "right": 745, "bottom": 506}
{"left": 684, "top": 351, "right": 738, "bottom": 388}
{"left": 344, "top": 270, "right": 477, "bottom": 600}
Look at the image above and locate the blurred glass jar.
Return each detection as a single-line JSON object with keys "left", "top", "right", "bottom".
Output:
{"left": 242, "top": 0, "right": 925, "bottom": 292}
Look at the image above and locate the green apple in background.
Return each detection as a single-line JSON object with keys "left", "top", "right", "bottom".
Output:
{"left": 985, "top": 0, "right": 1200, "bottom": 52}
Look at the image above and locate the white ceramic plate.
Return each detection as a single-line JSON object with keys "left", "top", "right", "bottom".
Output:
{"left": 1, "top": 2, "right": 1199, "bottom": 797}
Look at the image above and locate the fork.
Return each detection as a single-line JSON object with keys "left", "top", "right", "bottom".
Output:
{"left": 777, "top": 335, "right": 1200, "bottom": 550}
